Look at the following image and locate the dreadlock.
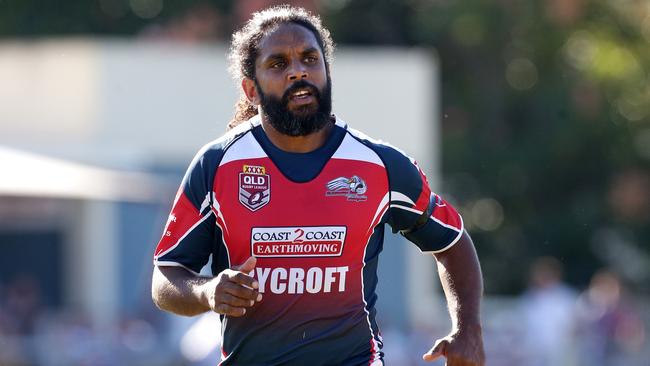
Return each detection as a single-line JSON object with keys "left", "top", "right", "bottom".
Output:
{"left": 226, "top": 5, "right": 335, "bottom": 130}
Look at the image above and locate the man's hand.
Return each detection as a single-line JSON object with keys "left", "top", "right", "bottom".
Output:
{"left": 423, "top": 231, "right": 485, "bottom": 365}
{"left": 204, "top": 256, "right": 262, "bottom": 317}
{"left": 422, "top": 328, "right": 485, "bottom": 365}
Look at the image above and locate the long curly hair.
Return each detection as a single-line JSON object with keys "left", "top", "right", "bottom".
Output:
{"left": 226, "top": 5, "right": 335, "bottom": 130}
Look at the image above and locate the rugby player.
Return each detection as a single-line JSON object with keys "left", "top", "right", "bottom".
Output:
{"left": 152, "top": 6, "right": 485, "bottom": 366}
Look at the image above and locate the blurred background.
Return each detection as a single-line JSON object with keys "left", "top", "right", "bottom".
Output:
{"left": 1, "top": 0, "right": 649, "bottom": 365}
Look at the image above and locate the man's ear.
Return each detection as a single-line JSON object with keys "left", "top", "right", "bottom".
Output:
{"left": 242, "top": 78, "right": 259, "bottom": 106}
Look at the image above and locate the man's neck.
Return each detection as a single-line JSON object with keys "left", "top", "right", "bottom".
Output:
{"left": 260, "top": 115, "right": 334, "bottom": 153}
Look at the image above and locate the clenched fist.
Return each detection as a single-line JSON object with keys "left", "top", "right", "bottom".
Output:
{"left": 205, "top": 257, "right": 262, "bottom": 317}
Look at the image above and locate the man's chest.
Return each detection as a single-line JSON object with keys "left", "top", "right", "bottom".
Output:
{"left": 212, "top": 158, "right": 388, "bottom": 270}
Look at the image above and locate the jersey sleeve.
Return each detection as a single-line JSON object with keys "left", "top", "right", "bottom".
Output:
{"left": 153, "top": 147, "right": 217, "bottom": 274}
{"left": 386, "top": 154, "right": 464, "bottom": 253}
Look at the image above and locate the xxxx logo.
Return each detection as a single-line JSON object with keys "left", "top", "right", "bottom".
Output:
{"left": 239, "top": 165, "right": 270, "bottom": 211}
{"left": 243, "top": 165, "right": 266, "bottom": 175}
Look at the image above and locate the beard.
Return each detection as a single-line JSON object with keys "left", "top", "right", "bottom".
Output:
{"left": 256, "top": 77, "right": 332, "bottom": 137}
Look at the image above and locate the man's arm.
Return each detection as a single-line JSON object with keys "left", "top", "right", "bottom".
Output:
{"left": 152, "top": 257, "right": 262, "bottom": 317}
{"left": 423, "top": 230, "right": 485, "bottom": 366}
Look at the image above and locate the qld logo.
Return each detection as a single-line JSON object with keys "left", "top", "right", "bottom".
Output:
{"left": 239, "top": 165, "right": 270, "bottom": 211}
{"left": 326, "top": 175, "right": 367, "bottom": 202}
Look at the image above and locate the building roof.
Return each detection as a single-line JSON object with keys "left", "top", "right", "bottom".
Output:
{"left": 0, "top": 146, "right": 169, "bottom": 202}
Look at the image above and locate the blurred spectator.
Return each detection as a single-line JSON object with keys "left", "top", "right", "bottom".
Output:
{"left": 519, "top": 256, "right": 578, "bottom": 366}
{"left": 575, "top": 269, "right": 647, "bottom": 366}
{"left": 3, "top": 274, "right": 43, "bottom": 336}
{"left": 0, "top": 275, "right": 43, "bottom": 366}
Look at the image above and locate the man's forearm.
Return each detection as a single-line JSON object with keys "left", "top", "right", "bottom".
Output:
{"left": 434, "top": 231, "right": 483, "bottom": 332}
{"left": 151, "top": 266, "right": 212, "bottom": 317}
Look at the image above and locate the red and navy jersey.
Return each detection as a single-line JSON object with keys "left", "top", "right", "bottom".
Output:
{"left": 153, "top": 116, "right": 463, "bottom": 366}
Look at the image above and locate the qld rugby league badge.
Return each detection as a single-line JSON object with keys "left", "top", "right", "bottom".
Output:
{"left": 239, "top": 165, "right": 270, "bottom": 211}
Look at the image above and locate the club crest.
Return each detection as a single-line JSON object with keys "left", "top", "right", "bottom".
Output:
{"left": 326, "top": 175, "right": 367, "bottom": 202}
{"left": 239, "top": 165, "right": 270, "bottom": 211}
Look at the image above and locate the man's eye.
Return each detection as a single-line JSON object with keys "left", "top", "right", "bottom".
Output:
{"left": 304, "top": 56, "right": 317, "bottom": 63}
{"left": 271, "top": 61, "right": 286, "bottom": 69}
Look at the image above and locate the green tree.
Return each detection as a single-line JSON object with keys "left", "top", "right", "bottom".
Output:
{"left": 322, "top": 0, "right": 650, "bottom": 293}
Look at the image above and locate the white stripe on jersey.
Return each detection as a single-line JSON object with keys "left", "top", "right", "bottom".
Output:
{"left": 390, "top": 191, "right": 415, "bottom": 206}
{"left": 345, "top": 124, "right": 416, "bottom": 164}
{"left": 430, "top": 215, "right": 463, "bottom": 233}
{"left": 389, "top": 204, "right": 423, "bottom": 216}
{"left": 211, "top": 193, "right": 229, "bottom": 234}
{"left": 219, "top": 132, "right": 267, "bottom": 166}
{"left": 360, "top": 193, "right": 388, "bottom": 365}
{"left": 154, "top": 210, "right": 215, "bottom": 259}
{"left": 331, "top": 133, "right": 385, "bottom": 167}
{"left": 368, "top": 192, "right": 390, "bottom": 233}
{"left": 211, "top": 194, "right": 231, "bottom": 268}
{"left": 425, "top": 215, "right": 465, "bottom": 254}
{"left": 153, "top": 260, "right": 201, "bottom": 276}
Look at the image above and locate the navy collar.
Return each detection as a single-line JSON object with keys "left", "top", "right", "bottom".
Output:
{"left": 250, "top": 117, "right": 346, "bottom": 183}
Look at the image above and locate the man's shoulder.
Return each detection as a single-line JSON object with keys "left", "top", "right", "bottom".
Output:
{"left": 198, "top": 120, "right": 256, "bottom": 157}
{"left": 341, "top": 122, "right": 415, "bottom": 168}
{"left": 184, "top": 120, "right": 257, "bottom": 172}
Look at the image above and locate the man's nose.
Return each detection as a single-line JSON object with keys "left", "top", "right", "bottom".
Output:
{"left": 287, "top": 61, "right": 308, "bottom": 81}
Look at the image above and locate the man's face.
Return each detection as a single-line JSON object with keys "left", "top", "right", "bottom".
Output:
{"left": 252, "top": 23, "right": 331, "bottom": 136}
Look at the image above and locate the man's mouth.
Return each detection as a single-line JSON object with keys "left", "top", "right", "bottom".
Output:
{"left": 288, "top": 87, "right": 316, "bottom": 106}
{"left": 290, "top": 87, "right": 313, "bottom": 100}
